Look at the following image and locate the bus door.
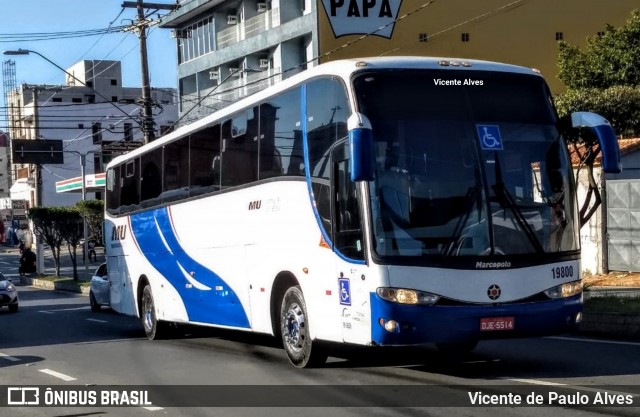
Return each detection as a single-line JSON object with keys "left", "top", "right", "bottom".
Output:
{"left": 331, "top": 141, "right": 370, "bottom": 344}
{"left": 108, "top": 255, "right": 137, "bottom": 316}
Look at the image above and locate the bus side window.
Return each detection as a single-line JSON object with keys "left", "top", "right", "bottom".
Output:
{"left": 190, "top": 124, "right": 221, "bottom": 196}
{"left": 163, "top": 136, "right": 190, "bottom": 202}
{"left": 140, "top": 148, "right": 163, "bottom": 207}
{"left": 120, "top": 159, "right": 140, "bottom": 212}
{"left": 221, "top": 108, "right": 259, "bottom": 188}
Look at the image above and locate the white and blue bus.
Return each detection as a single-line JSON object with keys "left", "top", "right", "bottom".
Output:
{"left": 105, "top": 57, "right": 620, "bottom": 367}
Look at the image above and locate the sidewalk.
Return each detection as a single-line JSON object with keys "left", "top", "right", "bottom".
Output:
{"left": 3, "top": 243, "right": 104, "bottom": 282}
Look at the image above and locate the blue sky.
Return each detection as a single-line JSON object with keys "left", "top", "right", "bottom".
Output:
{"left": 1, "top": 0, "right": 178, "bottom": 113}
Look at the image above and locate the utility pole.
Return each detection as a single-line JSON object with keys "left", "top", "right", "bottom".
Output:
{"left": 122, "top": 1, "right": 179, "bottom": 144}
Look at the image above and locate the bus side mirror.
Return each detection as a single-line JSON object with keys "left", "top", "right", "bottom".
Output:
{"left": 570, "top": 112, "right": 621, "bottom": 174}
{"left": 348, "top": 113, "right": 374, "bottom": 182}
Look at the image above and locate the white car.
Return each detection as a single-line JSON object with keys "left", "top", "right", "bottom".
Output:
{"left": 89, "top": 263, "right": 109, "bottom": 312}
{"left": 0, "top": 272, "right": 18, "bottom": 312}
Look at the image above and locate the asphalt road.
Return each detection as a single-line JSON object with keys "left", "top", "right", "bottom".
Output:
{"left": 1, "top": 250, "right": 640, "bottom": 416}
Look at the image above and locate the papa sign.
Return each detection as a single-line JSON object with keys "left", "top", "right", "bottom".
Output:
{"left": 321, "top": 0, "right": 403, "bottom": 38}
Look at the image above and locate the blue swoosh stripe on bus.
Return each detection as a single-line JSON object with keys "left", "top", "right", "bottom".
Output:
{"left": 130, "top": 207, "right": 250, "bottom": 329}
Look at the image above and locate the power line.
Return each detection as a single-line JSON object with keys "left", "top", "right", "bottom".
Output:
{"left": 0, "top": 26, "right": 129, "bottom": 43}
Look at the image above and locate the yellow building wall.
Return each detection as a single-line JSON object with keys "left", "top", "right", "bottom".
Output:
{"left": 317, "top": 0, "right": 639, "bottom": 92}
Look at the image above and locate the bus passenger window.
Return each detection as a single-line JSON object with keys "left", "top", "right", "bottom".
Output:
{"left": 190, "top": 124, "right": 221, "bottom": 196}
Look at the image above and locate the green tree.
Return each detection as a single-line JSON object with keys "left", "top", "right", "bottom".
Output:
{"left": 558, "top": 10, "right": 640, "bottom": 89}
{"left": 76, "top": 199, "right": 104, "bottom": 244}
{"left": 28, "top": 207, "right": 85, "bottom": 279}
{"left": 555, "top": 10, "right": 640, "bottom": 227}
{"left": 56, "top": 208, "right": 84, "bottom": 281}
{"left": 28, "top": 207, "right": 65, "bottom": 277}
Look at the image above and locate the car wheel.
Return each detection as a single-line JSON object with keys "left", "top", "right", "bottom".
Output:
{"left": 141, "top": 284, "right": 172, "bottom": 340}
{"left": 8, "top": 303, "right": 18, "bottom": 313}
{"left": 280, "top": 286, "right": 327, "bottom": 368}
{"left": 90, "top": 291, "right": 101, "bottom": 312}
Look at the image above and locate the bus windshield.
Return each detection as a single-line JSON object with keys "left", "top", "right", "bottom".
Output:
{"left": 354, "top": 69, "right": 578, "bottom": 258}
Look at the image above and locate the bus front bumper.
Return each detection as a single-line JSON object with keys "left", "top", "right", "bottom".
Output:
{"left": 370, "top": 293, "right": 582, "bottom": 346}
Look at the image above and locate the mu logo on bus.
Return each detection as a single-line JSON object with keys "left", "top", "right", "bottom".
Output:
{"left": 248, "top": 200, "right": 262, "bottom": 210}
{"left": 111, "top": 225, "right": 127, "bottom": 241}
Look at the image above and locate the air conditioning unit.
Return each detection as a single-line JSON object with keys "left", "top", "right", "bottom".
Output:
{"left": 229, "top": 68, "right": 241, "bottom": 77}
{"left": 257, "top": 2, "right": 267, "bottom": 12}
{"left": 209, "top": 70, "right": 219, "bottom": 80}
{"left": 227, "top": 15, "right": 238, "bottom": 25}
{"left": 259, "top": 59, "right": 269, "bottom": 69}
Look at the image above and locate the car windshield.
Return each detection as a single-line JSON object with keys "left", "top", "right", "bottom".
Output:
{"left": 354, "top": 69, "right": 578, "bottom": 259}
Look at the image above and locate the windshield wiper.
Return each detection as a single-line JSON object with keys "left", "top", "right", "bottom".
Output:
{"left": 492, "top": 154, "right": 544, "bottom": 254}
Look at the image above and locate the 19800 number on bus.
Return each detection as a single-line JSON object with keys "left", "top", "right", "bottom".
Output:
{"left": 552, "top": 266, "right": 574, "bottom": 279}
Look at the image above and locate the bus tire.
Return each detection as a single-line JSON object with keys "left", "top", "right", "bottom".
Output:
{"left": 141, "top": 284, "right": 170, "bottom": 340}
{"left": 280, "top": 286, "right": 327, "bottom": 368}
{"left": 436, "top": 340, "right": 478, "bottom": 355}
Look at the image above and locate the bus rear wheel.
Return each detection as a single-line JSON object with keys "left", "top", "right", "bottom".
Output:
{"left": 141, "top": 285, "right": 171, "bottom": 340}
{"left": 280, "top": 286, "right": 327, "bottom": 368}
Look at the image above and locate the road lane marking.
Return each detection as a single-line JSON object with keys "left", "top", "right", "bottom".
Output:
{"left": 547, "top": 336, "right": 640, "bottom": 347}
{"left": 39, "top": 369, "right": 77, "bottom": 382}
{"left": 86, "top": 318, "right": 108, "bottom": 323}
{"left": 0, "top": 353, "right": 20, "bottom": 362}
{"left": 38, "top": 306, "right": 90, "bottom": 314}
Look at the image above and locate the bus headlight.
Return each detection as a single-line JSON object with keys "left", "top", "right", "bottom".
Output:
{"left": 544, "top": 280, "right": 582, "bottom": 299}
{"left": 376, "top": 288, "right": 440, "bottom": 305}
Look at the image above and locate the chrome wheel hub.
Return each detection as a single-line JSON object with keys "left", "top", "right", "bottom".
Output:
{"left": 283, "top": 303, "right": 305, "bottom": 352}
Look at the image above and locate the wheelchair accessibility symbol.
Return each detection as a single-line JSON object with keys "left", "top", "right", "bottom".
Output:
{"left": 476, "top": 125, "right": 503, "bottom": 150}
{"left": 338, "top": 278, "right": 351, "bottom": 306}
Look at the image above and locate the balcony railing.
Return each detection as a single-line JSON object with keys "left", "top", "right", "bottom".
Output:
{"left": 178, "top": 68, "right": 283, "bottom": 125}
{"left": 216, "top": 8, "right": 280, "bottom": 49}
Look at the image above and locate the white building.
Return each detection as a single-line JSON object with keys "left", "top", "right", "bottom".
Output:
{"left": 5, "top": 60, "right": 178, "bottom": 211}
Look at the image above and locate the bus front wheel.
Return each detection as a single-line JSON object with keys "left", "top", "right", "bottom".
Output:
{"left": 141, "top": 285, "right": 171, "bottom": 340}
{"left": 280, "top": 286, "right": 327, "bottom": 368}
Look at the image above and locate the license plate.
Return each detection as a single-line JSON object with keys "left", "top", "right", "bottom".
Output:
{"left": 480, "top": 317, "right": 514, "bottom": 331}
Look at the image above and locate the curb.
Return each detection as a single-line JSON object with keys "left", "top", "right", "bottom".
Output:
{"left": 584, "top": 287, "right": 640, "bottom": 299}
{"left": 20, "top": 276, "right": 90, "bottom": 295}
{"left": 579, "top": 312, "right": 640, "bottom": 339}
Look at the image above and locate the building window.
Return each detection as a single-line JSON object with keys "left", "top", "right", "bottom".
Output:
{"left": 92, "top": 123, "right": 103, "bottom": 145}
{"left": 178, "top": 15, "right": 215, "bottom": 64}
{"left": 78, "top": 124, "right": 84, "bottom": 129}
{"left": 419, "top": 33, "right": 428, "bottom": 42}
{"left": 111, "top": 96, "right": 118, "bottom": 102}
{"left": 86, "top": 95, "right": 95, "bottom": 103}
{"left": 52, "top": 97, "right": 62, "bottom": 102}
{"left": 111, "top": 79, "right": 118, "bottom": 86}
{"left": 72, "top": 97, "right": 82, "bottom": 103}
{"left": 555, "top": 32, "right": 564, "bottom": 41}
{"left": 86, "top": 81, "right": 93, "bottom": 88}
{"left": 461, "top": 33, "right": 470, "bottom": 42}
